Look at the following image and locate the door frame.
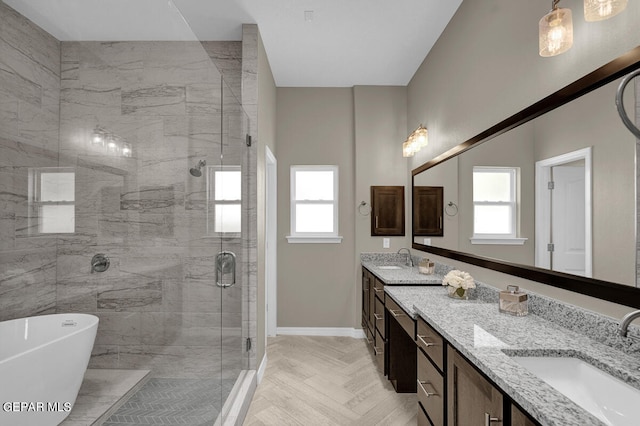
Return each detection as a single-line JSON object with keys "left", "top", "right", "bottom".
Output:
{"left": 265, "top": 146, "right": 277, "bottom": 338}
{"left": 535, "top": 147, "right": 592, "bottom": 277}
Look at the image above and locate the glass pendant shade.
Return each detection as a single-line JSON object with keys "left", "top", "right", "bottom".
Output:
{"left": 539, "top": 7, "right": 573, "bottom": 57}
{"left": 402, "top": 140, "right": 415, "bottom": 157}
{"left": 584, "top": 0, "right": 627, "bottom": 21}
{"left": 414, "top": 125, "right": 428, "bottom": 148}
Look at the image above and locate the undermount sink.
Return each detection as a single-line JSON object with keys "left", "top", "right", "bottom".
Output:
{"left": 511, "top": 356, "right": 640, "bottom": 426}
{"left": 377, "top": 265, "right": 404, "bottom": 270}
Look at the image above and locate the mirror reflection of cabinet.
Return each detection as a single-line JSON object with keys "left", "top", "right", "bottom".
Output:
{"left": 371, "top": 186, "right": 405, "bottom": 236}
{"left": 413, "top": 186, "right": 443, "bottom": 236}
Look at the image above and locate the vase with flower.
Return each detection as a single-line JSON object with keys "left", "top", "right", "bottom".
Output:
{"left": 442, "top": 270, "right": 475, "bottom": 300}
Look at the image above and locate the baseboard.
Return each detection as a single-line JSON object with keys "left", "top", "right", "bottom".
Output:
{"left": 276, "top": 327, "right": 366, "bottom": 339}
{"left": 256, "top": 354, "right": 267, "bottom": 384}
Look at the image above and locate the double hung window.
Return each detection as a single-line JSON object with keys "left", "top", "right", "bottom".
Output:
{"left": 287, "top": 165, "right": 342, "bottom": 243}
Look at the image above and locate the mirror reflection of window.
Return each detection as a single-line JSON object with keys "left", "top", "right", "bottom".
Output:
{"left": 208, "top": 166, "right": 242, "bottom": 235}
{"left": 472, "top": 167, "right": 517, "bottom": 239}
{"left": 29, "top": 168, "right": 76, "bottom": 234}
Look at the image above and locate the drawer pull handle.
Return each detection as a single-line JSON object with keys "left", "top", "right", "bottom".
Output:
{"left": 389, "top": 309, "right": 405, "bottom": 317}
{"left": 417, "top": 380, "right": 437, "bottom": 397}
{"left": 484, "top": 413, "right": 500, "bottom": 426}
{"left": 374, "top": 287, "right": 383, "bottom": 293}
{"left": 374, "top": 346, "right": 383, "bottom": 356}
{"left": 417, "top": 334, "right": 434, "bottom": 347}
{"left": 373, "top": 313, "right": 383, "bottom": 321}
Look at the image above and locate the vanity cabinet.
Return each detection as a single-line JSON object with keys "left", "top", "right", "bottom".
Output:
{"left": 416, "top": 317, "right": 540, "bottom": 426}
{"left": 371, "top": 186, "right": 405, "bottom": 236}
{"left": 386, "top": 297, "right": 417, "bottom": 393}
{"left": 362, "top": 267, "right": 387, "bottom": 374}
{"left": 447, "top": 345, "right": 502, "bottom": 426}
{"left": 417, "top": 317, "right": 446, "bottom": 426}
{"left": 511, "top": 406, "right": 537, "bottom": 426}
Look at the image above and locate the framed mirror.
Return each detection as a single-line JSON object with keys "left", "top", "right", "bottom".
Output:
{"left": 412, "top": 46, "right": 640, "bottom": 309}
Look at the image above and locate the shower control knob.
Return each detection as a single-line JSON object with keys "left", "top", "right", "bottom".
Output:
{"left": 91, "top": 254, "right": 110, "bottom": 273}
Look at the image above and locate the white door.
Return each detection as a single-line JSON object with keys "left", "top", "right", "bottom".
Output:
{"left": 551, "top": 164, "right": 586, "bottom": 276}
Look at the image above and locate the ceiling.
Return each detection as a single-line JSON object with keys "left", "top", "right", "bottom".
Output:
{"left": 4, "top": 0, "right": 462, "bottom": 87}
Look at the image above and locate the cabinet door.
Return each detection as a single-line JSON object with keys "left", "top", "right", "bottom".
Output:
{"left": 371, "top": 186, "right": 405, "bottom": 236}
{"left": 413, "top": 186, "right": 444, "bottom": 236}
{"left": 447, "top": 345, "right": 502, "bottom": 426}
{"left": 362, "top": 269, "right": 371, "bottom": 329}
{"left": 511, "top": 405, "right": 538, "bottom": 426}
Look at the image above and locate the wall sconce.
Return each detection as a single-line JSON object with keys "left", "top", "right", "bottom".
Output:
{"left": 91, "top": 125, "right": 133, "bottom": 158}
{"left": 402, "top": 125, "right": 428, "bottom": 157}
{"left": 584, "top": 0, "right": 627, "bottom": 21}
{"left": 539, "top": 0, "right": 573, "bottom": 57}
{"left": 91, "top": 126, "right": 105, "bottom": 147}
{"left": 539, "top": 0, "right": 628, "bottom": 57}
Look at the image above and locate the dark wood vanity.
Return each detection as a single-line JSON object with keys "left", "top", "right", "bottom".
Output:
{"left": 362, "top": 265, "right": 540, "bottom": 426}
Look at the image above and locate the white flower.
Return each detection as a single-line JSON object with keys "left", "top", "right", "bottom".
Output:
{"left": 442, "top": 270, "right": 476, "bottom": 290}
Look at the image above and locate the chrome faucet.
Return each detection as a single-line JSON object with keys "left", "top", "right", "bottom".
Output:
{"left": 397, "top": 248, "right": 413, "bottom": 267}
{"left": 619, "top": 310, "right": 640, "bottom": 337}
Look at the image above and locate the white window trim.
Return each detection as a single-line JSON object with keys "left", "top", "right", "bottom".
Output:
{"left": 287, "top": 165, "right": 343, "bottom": 244}
{"left": 471, "top": 167, "right": 527, "bottom": 245}
{"left": 206, "top": 165, "right": 242, "bottom": 236}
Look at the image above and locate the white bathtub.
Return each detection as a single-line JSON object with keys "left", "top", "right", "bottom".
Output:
{"left": 0, "top": 313, "right": 99, "bottom": 426}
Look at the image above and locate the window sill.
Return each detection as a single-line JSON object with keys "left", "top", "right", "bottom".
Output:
{"left": 286, "top": 235, "right": 343, "bottom": 244}
{"left": 470, "top": 237, "right": 528, "bottom": 245}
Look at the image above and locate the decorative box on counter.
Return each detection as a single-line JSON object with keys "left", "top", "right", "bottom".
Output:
{"left": 418, "top": 258, "right": 435, "bottom": 275}
{"left": 499, "top": 285, "right": 528, "bottom": 316}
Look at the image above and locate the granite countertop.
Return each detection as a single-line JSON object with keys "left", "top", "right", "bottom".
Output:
{"left": 361, "top": 260, "right": 444, "bottom": 285}
{"left": 385, "top": 285, "right": 640, "bottom": 426}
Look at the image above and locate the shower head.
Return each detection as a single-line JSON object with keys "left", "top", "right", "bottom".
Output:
{"left": 190, "top": 160, "right": 206, "bottom": 177}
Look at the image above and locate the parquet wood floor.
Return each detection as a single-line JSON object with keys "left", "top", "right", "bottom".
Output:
{"left": 243, "top": 335, "right": 417, "bottom": 425}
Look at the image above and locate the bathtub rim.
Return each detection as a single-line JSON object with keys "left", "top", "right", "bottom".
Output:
{"left": 0, "top": 313, "right": 99, "bottom": 366}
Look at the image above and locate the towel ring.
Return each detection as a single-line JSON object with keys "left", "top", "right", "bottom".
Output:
{"left": 358, "top": 201, "right": 371, "bottom": 216}
{"left": 616, "top": 69, "right": 640, "bottom": 139}
{"left": 445, "top": 201, "right": 458, "bottom": 217}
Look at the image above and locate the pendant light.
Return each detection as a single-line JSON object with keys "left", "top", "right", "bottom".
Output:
{"left": 584, "top": 0, "right": 627, "bottom": 22}
{"left": 539, "top": 0, "right": 573, "bottom": 57}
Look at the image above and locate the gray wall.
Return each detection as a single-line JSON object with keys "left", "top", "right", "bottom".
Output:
{"left": 407, "top": 0, "right": 640, "bottom": 317}
{"left": 274, "top": 86, "right": 409, "bottom": 330}
{"left": 0, "top": 2, "right": 60, "bottom": 321}
{"left": 256, "top": 29, "right": 277, "bottom": 368}
{"left": 276, "top": 88, "right": 357, "bottom": 329}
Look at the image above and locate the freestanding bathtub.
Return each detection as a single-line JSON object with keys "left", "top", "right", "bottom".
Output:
{"left": 0, "top": 313, "right": 99, "bottom": 426}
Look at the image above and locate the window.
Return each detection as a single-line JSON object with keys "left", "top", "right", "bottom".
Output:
{"left": 207, "top": 166, "right": 242, "bottom": 235}
{"left": 471, "top": 167, "right": 526, "bottom": 245}
{"left": 287, "top": 165, "right": 342, "bottom": 243}
{"left": 29, "top": 167, "right": 76, "bottom": 234}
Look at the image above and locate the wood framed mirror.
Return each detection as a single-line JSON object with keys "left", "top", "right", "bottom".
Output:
{"left": 412, "top": 46, "right": 640, "bottom": 309}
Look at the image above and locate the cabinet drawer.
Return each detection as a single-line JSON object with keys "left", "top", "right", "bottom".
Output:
{"left": 417, "top": 317, "right": 444, "bottom": 372}
{"left": 374, "top": 329, "right": 385, "bottom": 372}
{"left": 418, "top": 350, "right": 444, "bottom": 426}
{"left": 374, "top": 295, "right": 385, "bottom": 338}
{"left": 373, "top": 277, "right": 385, "bottom": 300}
{"left": 386, "top": 297, "right": 415, "bottom": 339}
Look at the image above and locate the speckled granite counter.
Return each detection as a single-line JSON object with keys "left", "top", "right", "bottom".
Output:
{"left": 385, "top": 285, "right": 640, "bottom": 426}
{"left": 360, "top": 252, "right": 446, "bottom": 285}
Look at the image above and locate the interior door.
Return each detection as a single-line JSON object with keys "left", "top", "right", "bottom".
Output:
{"left": 551, "top": 164, "right": 586, "bottom": 276}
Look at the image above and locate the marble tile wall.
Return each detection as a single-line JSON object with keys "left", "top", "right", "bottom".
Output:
{"left": 0, "top": 2, "right": 60, "bottom": 320}
{"left": 0, "top": 2, "right": 254, "bottom": 380}
{"left": 57, "top": 39, "right": 247, "bottom": 378}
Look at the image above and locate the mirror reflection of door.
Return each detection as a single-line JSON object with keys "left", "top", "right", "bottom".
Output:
{"left": 535, "top": 148, "right": 592, "bottom": 277}
{"left": 552, "top": 163, "right": 586, "bottom": 275}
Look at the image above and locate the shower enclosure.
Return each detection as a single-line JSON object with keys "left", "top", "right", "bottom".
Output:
{"left": 0, "top": 0, "right": 253, "bottom": 424}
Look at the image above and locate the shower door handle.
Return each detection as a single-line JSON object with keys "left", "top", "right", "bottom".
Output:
{"left": 216, "top": 251, "right": 236, "bottom": 288}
